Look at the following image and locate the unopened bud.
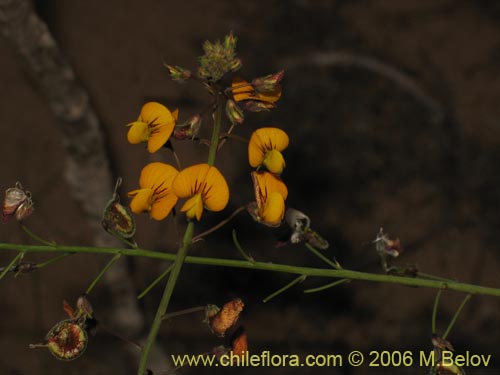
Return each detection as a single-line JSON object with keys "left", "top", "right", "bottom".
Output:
{"left": 173, "top": 115, "right": 202, "bottom": 140}
{"left": 224, "top": 31, "right": 237, "bottom": 51}
{"left": 241, "top": 100, "right": 275, "bottom": 112}
{"left": 229, "top": 58, "right": 242, "bottom": 73}
{"left": 76, "top": 295, "right": 94, "bottom": 319}
{"left": 164, "top": 64, "right": 191, "bottom": 82}
{"left": 252, "top": 70, "right": 285, "bottom": 93}
{"left": 225, "top": 99, "right": 244, "bottom": 124}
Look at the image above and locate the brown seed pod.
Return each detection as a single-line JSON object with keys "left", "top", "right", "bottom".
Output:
{"left": 209, "top": 298, "right": 244, "bottom": 337}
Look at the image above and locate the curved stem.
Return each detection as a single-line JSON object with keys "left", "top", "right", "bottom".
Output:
{"left": 21, "top": 224, "right": 55, "bottom": 246}
{"left": 431, "top": 289, "right": 442, "bottom": 335}
{"left": 138, "top": 221, "right": 194, "bottom": 375}
{"left": 1, "top": 243, "right": 500, "bottom": 298}
{"left": 305, "top": 243, "right": 341, "bottom": 269}
{"left": 191, "top": 205, "right": 246, "bottom": 243}
{"left": 232, "top": 228, "right": 254, "bottom": 262}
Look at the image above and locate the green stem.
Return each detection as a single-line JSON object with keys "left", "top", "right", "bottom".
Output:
{"left": 232, "top": 228, "right": 254, "bottom": 262}
{"left": 191, "top": 206, "right": 246, "bottom": 243}
{"left": 442, "top": 294, "right": 471, "bottom": 340}
{"left": 263, "top": 274, "right": 306, "bottom": 303}
{"left": 137, "top": 263, "right": 175, "bottom": 300}
{"left": 207, "top": 90, "right": 224, "bottom": 166}
{"left": 1, "top": 244, "right": 500, "bottom": 298}
{"left": 305, "top": 243, "right": 340, "bottom": 269}
{"left": 162, "top": 305, "right": 206, "bottom": 321}
{"left": 85, "top": 254, "right": 121, "bottom": 295}
{"left": 138, "top": 221, "right": 194, "bottom": 375}
{"left": 21, "top": 225, "right": 55, "bottom": 246}
{"left": 431, "top": 289, "right": 442, "bottom": 335}
{"left": 36, "top": 253, "right": 71, "bottom": 269}
{"left": 303, "top": 278, "right": 350, "bottom": 294}
{"left": 0, "top": 251, "right": 24, "bottom": 280}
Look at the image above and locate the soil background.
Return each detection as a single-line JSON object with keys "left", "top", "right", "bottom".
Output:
{"left": 1, "top": 0, "right": 500, "bottom": 374}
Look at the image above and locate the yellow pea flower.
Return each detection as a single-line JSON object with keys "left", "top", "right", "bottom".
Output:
{"left": 232, "top": 77, "right": 281, "bottom": 111}
{"left": 128, "top": 162, "right": 179, "bottom": 220}
{"left": 248, "top": 127, "right": 289, "bottom": 175}
{"left": 126, "top": 102, "right": 179, "bottom": 153}
{"left": 172, "top": 164, "right": 229, "bottom": 221}
{"left": 250, "top": 171, "right": 288, "bottom": 227}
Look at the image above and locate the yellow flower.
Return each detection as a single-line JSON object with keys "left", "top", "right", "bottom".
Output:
{"left": 250, "top": 171, "right": 288, "bottom": 226}
{"left": 128, "top": 162, "right": 179, "bottom": 220}
{"left": 248, "top": 127, "right": 289, "bottom": 174}
{"left": 232, "top": 77, "right": 281, "bottom": 111}
{"left": 172, "top": 164, "right": 229, "bottom": 221}
{"left": 127, "top": 102, "right": 179, "bottom": 153}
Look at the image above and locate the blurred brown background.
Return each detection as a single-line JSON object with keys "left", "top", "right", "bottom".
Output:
{"left": 1, "top": 0, "right": 500, "bottom": 374}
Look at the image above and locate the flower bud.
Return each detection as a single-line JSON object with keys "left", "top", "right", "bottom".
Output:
{"left": 2, "top": 182, "right": 34, "bottom": 223}
{"left": 252, "top": 70, "right": 285, "bottom": 94}
{"left": 224, "top": 31, "right": 237, "bottom": 51}
{"left": 225, "top": 99, "right": 244, "bottom": 125}
{"left": 173, "top": 115, "right": 202, "bottom": 140}
{"left": 164, "top": 64, "right": 191, "bottom": 82}
{"left": 241, "top": 100, "right": 275, "bottom": 112}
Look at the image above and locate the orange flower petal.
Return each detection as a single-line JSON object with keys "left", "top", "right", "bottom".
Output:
{"left": 232, "top": 77, "right": 255, "bottom": 102}
{"left": 180, "top": 194, "right": 204, "bottom": 221}
{"left": 263, "top": 149, "right": 286, "bottom": 175}
{"left": 147, "top": 124, "right": 173, "bottom": 153}
{"left": 248, "top": 127, "right": 289, "bottom": 169}
{"left": 127, "top": 121, "right": 149, "bottom": 144}
{"left": 172, "top": 164, "right": 210, "bottom": 198}
{"left": 140, "top": 102, "right": 174, "bottom": 125}
{"left": 203, "top": 166, "right": 229, "bottom": 212}
{"left": 262, "top": 191, "right": 286, "bottom": 226}
{"left": 151, "top": 193, "right": 178, "bottom": 220}
{"left": 232, "top": 77, "right": 281, "bottom": 103}
{"left": 128, "top": 188, "right": 154, "bottom": 214}
{"left": 139, "top": 162, "right": 178, "bottom": 191}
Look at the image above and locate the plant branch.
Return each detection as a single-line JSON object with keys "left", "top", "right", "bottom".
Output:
{"left": 1, "top": 244, "right": 500, "bottom": 298}
{"left": 191, "top": 205, "right": 246, "bottom": 243}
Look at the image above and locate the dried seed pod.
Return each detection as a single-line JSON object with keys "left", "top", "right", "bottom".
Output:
{"left": 209, "top": 298, "right": 244, "bottom": 337}
{"left": 2, "top": 182, "right": 34, "bottom": 222}
{"left": 102, "top": 178, "right": 136, "bottom": 239}
{"left": 29, "top": 320, "right": 88, "bottom": 361}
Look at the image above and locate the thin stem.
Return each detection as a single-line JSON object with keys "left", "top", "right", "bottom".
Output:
{"left": 21, "top": 224, "right": 55, "bottom": 246}
{"left": 192, "top": 206, "right": 246, "bottom": 243}
{"left": 442, "top": 294, "right": 471, "bottom": 340}
{"left": 85, "top": 254, "right": 121, "bottom": 295}
{"left": 162, "top": 305, "right": 206, "bottom": 321}
{"left": 207, "top": 90, "right": 224, "bottom": 166}
{"left": 1, "top": 244, "right": 500, "bottom": 298}
{"left": 36, "top": 253, "right": 71, "bottom": 268}
{"left": 418, "top": 272, "right": 455, "bottom": 283}
{"left": 303, "top": 278, "right": 350, "bottom": 294}
{"left": 0, "top": 251, "right": 24, "bottom": 280}
{"left": 232, "top": 228, "right": 254, "bottom": 262}
{"left": 431, "top": 289, "right": 442, "bottom": 335}
{"left": 305, "top": 243, "right": 340, "bottom": 269}
{"left": 137, "top": 263, "right": 175, "bottom": 300}
{"left": 138, "top": 221, "right": 195, "bottom": 375}
{"left": 263, "top": 275, "right": 306, "bottom": 303}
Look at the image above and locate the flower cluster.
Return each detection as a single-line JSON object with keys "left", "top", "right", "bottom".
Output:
{"left": 125, "top": 33, "right": 288, "bottom": 228}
